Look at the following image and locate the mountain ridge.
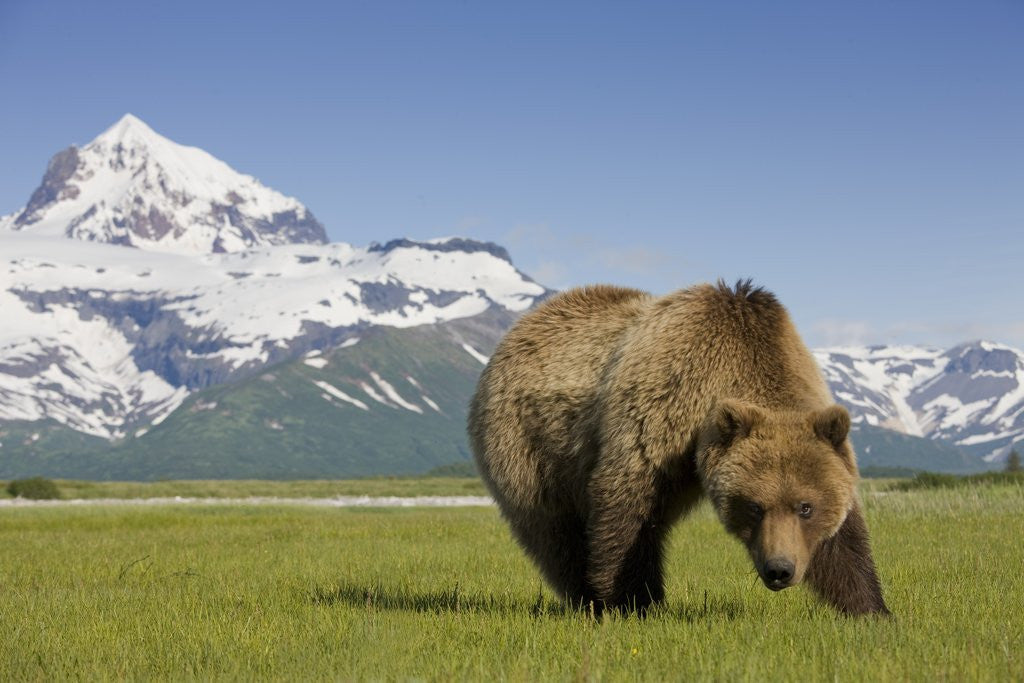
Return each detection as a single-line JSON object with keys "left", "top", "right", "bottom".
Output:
{"left": 815, "top": 340, "right": 1024, "bottom": 463}
{"left": 0, "top": 232, "right": 546, "bottom": 439}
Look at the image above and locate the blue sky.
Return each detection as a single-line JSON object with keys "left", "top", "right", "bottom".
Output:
{"left": 1, "top": 0, "right": 1021, "bottom": 347}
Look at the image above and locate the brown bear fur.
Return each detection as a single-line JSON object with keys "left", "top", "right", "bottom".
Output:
{"left": 468, "top": 280, "right": 888, "bottom": 616}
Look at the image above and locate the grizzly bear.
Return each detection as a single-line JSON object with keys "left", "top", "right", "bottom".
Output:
{"left": 468, "top": 280, "right": 888, "bottom": 616}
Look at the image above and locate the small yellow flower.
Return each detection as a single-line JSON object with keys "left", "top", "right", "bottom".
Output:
{"left": 630, "top": 647, "right": 639, "bottom": 657}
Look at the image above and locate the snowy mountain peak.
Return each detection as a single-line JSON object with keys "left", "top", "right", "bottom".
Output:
{"left": 94, "top": 113, "right": 162, "bottom": 147}
{"left": 1, "top": 115, "right": 327, "bottom": 254}
{"left": 369, "top": 237, "right": 515, "bottom": 265}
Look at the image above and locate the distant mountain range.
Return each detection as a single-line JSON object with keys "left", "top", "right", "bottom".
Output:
{"left": 816, "top": 344, "right": 1024, "bottom": 464}
{"left": 0, "top": 115, "right": 1019, "bottom": 479}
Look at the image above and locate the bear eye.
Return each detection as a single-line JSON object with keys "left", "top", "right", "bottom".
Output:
{"left": 798, "top": 502, "right": 813, "bottom": 518}
{"left": 747, "top": 502, "right": 764, "bottom": 519}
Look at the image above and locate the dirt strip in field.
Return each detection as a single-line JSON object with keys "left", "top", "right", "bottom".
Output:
{"left": 0, "top": 495, "right": 495, "bottom": 508}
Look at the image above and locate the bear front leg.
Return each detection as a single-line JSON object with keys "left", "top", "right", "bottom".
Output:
{"left": 805, "top": 503, "right": 890, "bottom": 616}
{"left": 586, "top": 458, "right": 667, "bottom": 614}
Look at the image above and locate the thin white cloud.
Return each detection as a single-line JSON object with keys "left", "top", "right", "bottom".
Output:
{"left": 530, "top": 261, "right": 570, "bottom": 289}
{"left": 595, "top": 246, "right": 670, "bottom": 274}
{"left": 811, "top": 319, "right": 875, "bottom": 347}
{"left": 808, "top": 318, "right": 1024, "bottom": 349}
{"left": 502, "top": 223, "right": 676, "bottom": 288}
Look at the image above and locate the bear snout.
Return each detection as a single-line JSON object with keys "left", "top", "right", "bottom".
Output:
{"left": 762, "top": 557, "right": 796, "bottom": 591}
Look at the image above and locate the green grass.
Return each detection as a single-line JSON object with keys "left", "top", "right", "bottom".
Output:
{"left": 1, "top": 483, "right": 1022, "bottom": 680}
{"left": 859, "top": 466, "right": 923, "bottom": 479}
{"left": 0, "top": 476, "right": 487, "bottom": 500}
{"left": 887, "top": 470, "right": 1024, "bottom": 492}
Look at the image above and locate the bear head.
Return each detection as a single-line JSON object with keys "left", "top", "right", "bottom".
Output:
{"left": 696, "top": 399, "right": 857, "bottom": 592}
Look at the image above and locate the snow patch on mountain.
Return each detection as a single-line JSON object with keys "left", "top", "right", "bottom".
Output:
{"left": 314, "top": 380, "right": 369, "bottom": 411}
{"left": 461, "top": 343, "right": 490, "bottom": 365}
{"left": 421, "top": 395, "right": 442, "bottom": 413}
{"left": 370, "top": 371, "right": 422, "bottom": 414}
{"left": 814, "top": 345, "right": 943, "bottom": 436}
{"left": 0, "top": 286, "right": 186, "bottom": 437}
{"left": 303, "top": 350, "right": 329, "bottom": 369}
{"left": 1, "top": 231, "right": 543, "bottom": 354}
{"left": 358, "top": 381, "right": 391, "bottom": 407}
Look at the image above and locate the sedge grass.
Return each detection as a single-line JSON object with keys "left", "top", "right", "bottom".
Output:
{"left": 0, "top": 483, "right": 1021, "bottom": 680}
{"left": 0, "top": 476, "right": 487, "bottom": 501}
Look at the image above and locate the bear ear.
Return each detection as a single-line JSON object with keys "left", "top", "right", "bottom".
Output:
{"left": 812, "top": 405, "right": 851, "bottom": 450}
{"left": 705, "top": 399, "right": 765, "bottom": 448}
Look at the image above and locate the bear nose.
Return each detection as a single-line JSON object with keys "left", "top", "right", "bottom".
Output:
{"left": 764, "top": 558, "right": 795, "bottom": 588}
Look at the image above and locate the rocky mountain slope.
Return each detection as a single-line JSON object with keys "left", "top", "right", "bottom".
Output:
{"left": 0, "top": 311, "right": 508, "bottom": 479}
{"left": 0, "top": 232, "right": 545, "bottom": 440}
{"left": 816, "top": 343, "right": 1024, "bottom": 463}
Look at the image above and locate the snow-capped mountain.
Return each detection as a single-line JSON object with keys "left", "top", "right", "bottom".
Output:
{"left": 0, "top": 234, "right": 545, "bottom": 439}
{"left": 816, "top": 342, "right": 1024, "bottom": 463}
{"left": 0, "top": 114, "right": 326, "bottom": 253}
{"left": 0, "top": 115, "right": 548, "bottom": 440}
{"left": 2, "top": 114, "right": 1021, "bottom": 475}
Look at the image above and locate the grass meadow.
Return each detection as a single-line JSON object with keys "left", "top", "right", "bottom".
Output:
{"left": 1, "top": 479, "right": 1022, "bottom": 681}
{"left": 0, "top": 476, "right": 488, "bottom": 500}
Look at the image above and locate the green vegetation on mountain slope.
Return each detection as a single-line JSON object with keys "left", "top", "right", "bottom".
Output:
{"left": 0, "top": 313, "right": 505, "bottom": 480}
{"left": 850, "top": 423, "right": 981, "bottom": 474}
